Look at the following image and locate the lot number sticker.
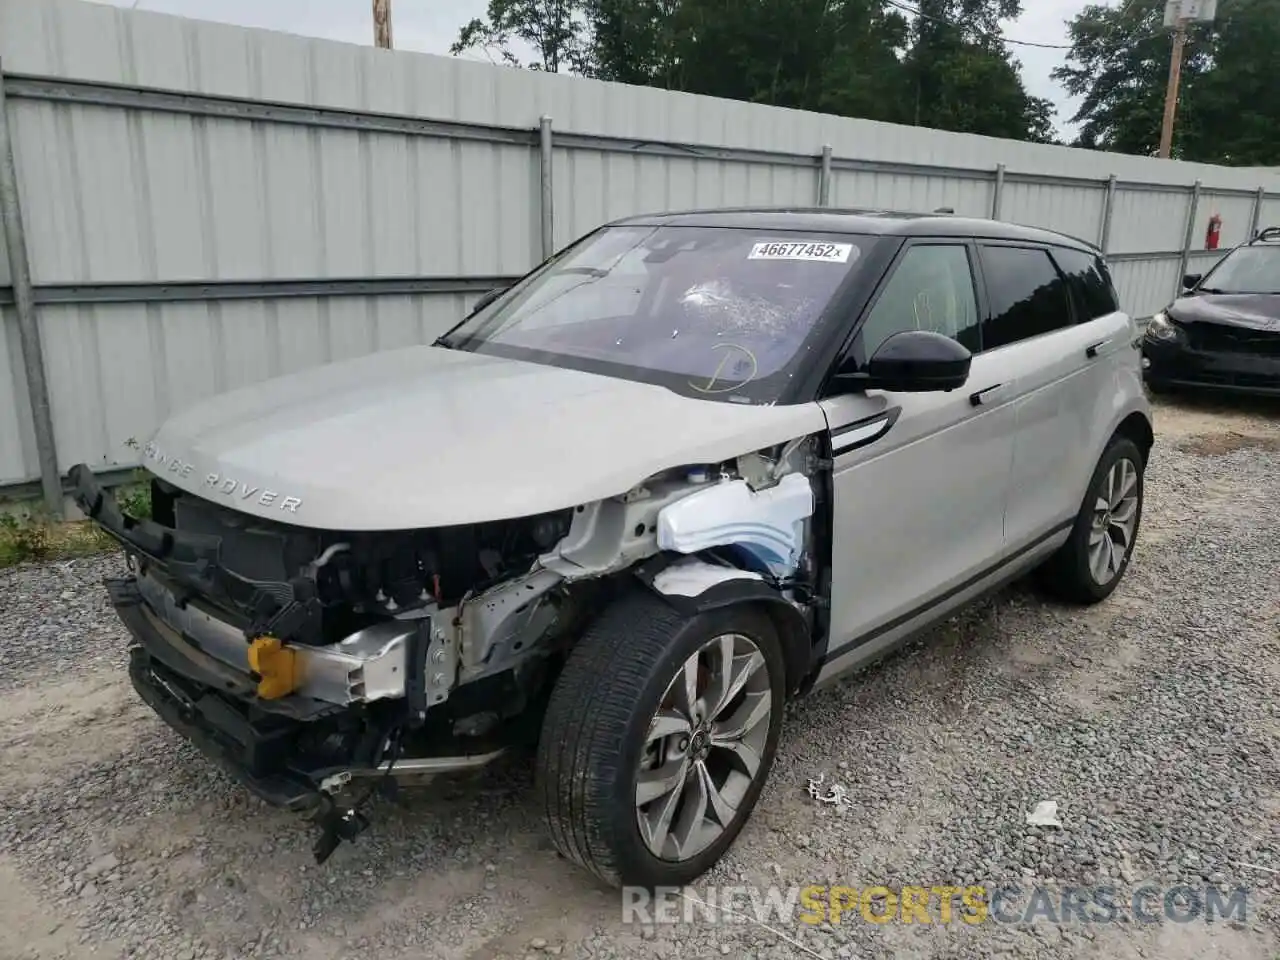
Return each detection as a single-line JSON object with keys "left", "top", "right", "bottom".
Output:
{"left": 748, "top": 241, "right": 855, "bottom": 263}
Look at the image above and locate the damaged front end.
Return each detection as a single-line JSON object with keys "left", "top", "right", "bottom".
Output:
{"left": 68, "top": 436, "right": 822, "bottom": 861}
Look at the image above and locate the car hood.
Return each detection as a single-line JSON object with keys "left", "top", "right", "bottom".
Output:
{"left": 141, "top": 346, "right": 825, "bottom": 530}
{"left": 1168, "top": 293, "right": 1280, "bottom": 332}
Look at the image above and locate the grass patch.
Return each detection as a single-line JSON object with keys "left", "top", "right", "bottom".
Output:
{"left": 0, "top": 470, "right": 150, "bottom": 569}
{"left": 0, "top": 513, "right": 117, "bottom": 568}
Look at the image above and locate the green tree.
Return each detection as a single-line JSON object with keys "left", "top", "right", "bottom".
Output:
{"left": 905, "top": 0, "right": 1055, "bottom": 140}
{"left": 451, "top": 0, "right": 590, "bottom": 72}
{"left": 1055, "top": 0, "right": 1280, "bottom": 163}
{"left": 585, "top": 0, "right": 912, "bottom": 123}
{"left": 814, "top": 0, "right": 914, "bottom": 123}
{"left": 670, "top": 0, "right": 899, "bottom": 111}
{"left": 451, "top": 0, "right": 1057, "bottom": 142}
{"left": 1183, "top": 0, "right": 1280, "bottom": 164}
{"left": 585, "top": 0, "right": 688, "bottom": 86}
{"left": 1054, "top": 0, "right": 1199, "bottom": 155}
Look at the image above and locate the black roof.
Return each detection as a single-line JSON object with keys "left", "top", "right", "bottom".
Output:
{"left": 608, "top": 207, "right": 1100, "bottom": 253}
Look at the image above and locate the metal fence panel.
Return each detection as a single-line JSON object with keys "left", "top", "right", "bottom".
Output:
{"left": 1107, "top": 189, "right": 1193, "bottom": 254}
{"left": 0, "top": 0, "right": 1275, "bottom": 189}
{"left": 552, "top": 150, "right": 820, "bottom": 248}
{"left": 0, "top": 309, "right": 35, "bottom": 484}
{"left": 1, "top": 0, "right": 1280, "bottom": 499}
{"left": 1261, "top": 198, "right": 1280, "bottom": 233}
{"left": 1000, "top": 180, "right": 1106, "bottom": 245}
{"left": 32, "top": 294, "right": 471, "bottom": 474}
{"left": 831, "top": 170, "right": 992, "bottom": 218}
{"left": 11, "top": 99, "right": 539, "bottom": 284}
{"left": 1110, "top": 258, "right": 1183, "bottom": 320}
{"left": 0, "top": 208, "right": 8, "bottom": 287}
{"left": 1195, "top": 191, "right": 1258, "bottom": 249}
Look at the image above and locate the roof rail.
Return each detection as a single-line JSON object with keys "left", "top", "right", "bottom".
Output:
{"left": 1254, "top": 226, "right": 1280, "bottom": 243}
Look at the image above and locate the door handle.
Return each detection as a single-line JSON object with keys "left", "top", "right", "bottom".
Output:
{"left": 969, "top": 383, "right": 1004, "bottom": 406}
{"left": 1086, "top": 339, "right": 1112, "bottom": 359}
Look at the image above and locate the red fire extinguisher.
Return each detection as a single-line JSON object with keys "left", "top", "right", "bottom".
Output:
{"left": 1205, "top": 213, "right": 1222, "bottom": 250}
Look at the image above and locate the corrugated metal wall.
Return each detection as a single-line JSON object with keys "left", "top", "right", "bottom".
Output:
{"left": 0, "top": 307, "right": 34, "bottom": 481}
{"left": 1, "top": 0, "right": 1278, "bottom": 495}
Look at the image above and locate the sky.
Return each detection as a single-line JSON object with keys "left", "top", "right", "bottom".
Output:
{"left": 90, "top": 0, "right": 1091, "bottom": 138}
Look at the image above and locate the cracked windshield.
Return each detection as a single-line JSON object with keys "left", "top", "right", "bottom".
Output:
{"left": 444, "top": 225, "right": 876, "bottom": 402}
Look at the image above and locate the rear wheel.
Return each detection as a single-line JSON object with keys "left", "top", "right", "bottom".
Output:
{"left": 1037, "top": 436, "right": 1144, "bottom": 604}
{"left": 536, "top": 591, "right": 785, "bottom": 888}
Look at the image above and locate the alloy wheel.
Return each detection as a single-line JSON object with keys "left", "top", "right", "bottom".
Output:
{"left": 634, "top": 633, "right": 773, "bottom": 862}
{"left": 1088, "top": 456, "right": 1140, "bottom": 585}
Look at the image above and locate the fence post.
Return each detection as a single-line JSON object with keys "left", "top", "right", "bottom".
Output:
{"left": 991, "top": 163, "right": 1006, "bottom": 220}
{"left": 818, "top": 145, "right": 832, "bottom": 207}
{"left": 1249, "top": 186, "right": 1265, "bottom": 240}
{"left": 0, "top": 60, "right": 61, "bottom": 514}
{"left": 1176, "top": 178, "right": 1201, "bottom": 299}
{"left": 1099, "top": 174, "right": 1117, "bottom": 253}
{"left": 538, "top": 116, "right": 554, "bottom": 261}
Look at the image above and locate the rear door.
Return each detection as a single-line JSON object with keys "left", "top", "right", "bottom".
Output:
{"left": 819, "top": 241, "right": 1016, "bottom": 670}
{"left": 1051, "top": 247, "right": 1136, "bottom": 494}
{"left": 977, "top": 243, "right": 1126, "bottom": 552}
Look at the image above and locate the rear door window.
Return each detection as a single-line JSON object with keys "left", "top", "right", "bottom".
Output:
{"left": 1052, "top": 247, "right": 1120, "bottom": 320}
{"left": 980, "top": 245, "right": 1074, "bottom": 349}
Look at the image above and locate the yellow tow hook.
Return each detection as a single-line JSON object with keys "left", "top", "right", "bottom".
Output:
{"left": 247, "top": 635, "right": 298, "bottom": 700}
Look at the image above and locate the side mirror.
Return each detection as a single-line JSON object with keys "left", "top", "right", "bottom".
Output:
{"left": 1182, "top": 273, "right": 1202, "bottom": 292}
{"left": 467, "top": 285, "right": 509, "bottom": 317}
{"left": 835, "top": 330, "right": 972, "bottom": 393}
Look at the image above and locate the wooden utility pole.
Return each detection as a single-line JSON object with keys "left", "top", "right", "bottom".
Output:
{"left": 373, "top": 0, "right": 393, "bottom": 49}
{"left": 1158, "top": 17, "right": 1188, "bottom": 159}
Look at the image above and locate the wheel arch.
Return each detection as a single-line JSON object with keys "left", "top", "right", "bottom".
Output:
{"left": 1113, "top": 410, "right": 1154, "bottom": 465}
{"left": 635, "top": 557, "right": 812, "bottom": 696}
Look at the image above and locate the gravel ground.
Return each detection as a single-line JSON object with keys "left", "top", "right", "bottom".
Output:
{"left": 2, "top": 394, "right": 1279, "bottom": 960}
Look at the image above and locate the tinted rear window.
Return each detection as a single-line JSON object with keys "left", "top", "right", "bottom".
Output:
{"left": 1053, "top": 247, "right": 1119, "bottom": 320}
{"left": 980, "top": 246, "right": 1074, "bottom": 349}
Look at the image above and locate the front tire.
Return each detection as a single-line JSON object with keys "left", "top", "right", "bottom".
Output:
{"left": 536, "top": 591, "right": 785, "bottom": 889}
{"left": 1038, "top": 436, "right": 1145, "bottom": 604}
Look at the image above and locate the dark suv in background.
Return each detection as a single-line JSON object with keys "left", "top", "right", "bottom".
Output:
{"left": 1143, "top": 227, "right": 1280, "bottom": 396}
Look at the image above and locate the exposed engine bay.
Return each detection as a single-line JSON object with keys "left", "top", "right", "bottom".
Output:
{"left": 70, "top": 434, "right": 824, "bottom": 862}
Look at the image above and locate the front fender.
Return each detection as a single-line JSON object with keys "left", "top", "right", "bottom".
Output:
{"left": 634, "top": 555, "right": 812, "bottom": 694}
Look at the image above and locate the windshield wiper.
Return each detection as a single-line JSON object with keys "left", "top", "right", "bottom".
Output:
{"left": 1198, "top": 287, "right": 1228, "bottom": 294}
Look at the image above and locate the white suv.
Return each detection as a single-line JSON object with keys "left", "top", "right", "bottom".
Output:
{"left": 71, "top": 209, "right": 1151, "bottom": 888}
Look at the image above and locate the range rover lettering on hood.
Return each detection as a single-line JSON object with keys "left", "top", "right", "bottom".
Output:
{"left": 142, "top": 441, "right": 303, "bottom": 513}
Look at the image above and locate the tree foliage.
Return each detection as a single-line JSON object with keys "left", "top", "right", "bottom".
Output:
{"left": 451, "top": 0, "right": 1057, "bottom": 142}
{"left": 450, "top": 0, "right": 590, "bottom": 72}
{"left": 1055, "top": 0, "right": 1280, "bottom": 164}
{"left": 906, "top": 0, "right": 1055, "bottom": 141}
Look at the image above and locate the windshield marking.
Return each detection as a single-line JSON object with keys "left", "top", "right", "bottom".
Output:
{"left": 748, "top": 241, "right": 855, "bottom": 263}
{"left": 689, "top": 343, "right": 760, "bottom": 395}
